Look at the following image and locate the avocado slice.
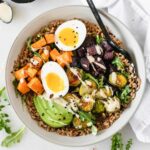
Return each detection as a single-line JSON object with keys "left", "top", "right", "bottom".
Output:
{"left": 34, "top": 96, "right": 73, "bottom": 128}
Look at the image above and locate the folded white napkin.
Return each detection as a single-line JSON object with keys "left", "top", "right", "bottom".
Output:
{"left": 81, "top": 0, "right": 150, "bottom": 143}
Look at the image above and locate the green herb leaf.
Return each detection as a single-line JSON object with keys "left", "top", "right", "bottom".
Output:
{"left": 98, "top": 76, "right": 104, "bottom": 88}
{"left": 111, "top": 133, "right": 123, "bottom": 150}
{"left": 83, "top": 73, "right": 99, "bottom": 87}
{"left": 126, "top": 139, "right": 133, "bottom": 150}
{"left": 118, "top": 85, "right": 131, "bottom": 104}
{"left": 78, "top": 111, "right": 95, "bottom": 124}
{"left": 0, "top": 87, "right": 8, "bottom": 100}
{"left": 12, "top": 79, "right": 19, "bottom": 97}
{"left": 33, "top": 51, "right": 41, "bottom": 57}
{"left": 112, "top": 57, "right": 124, "bottom": 70}
{"left": 96, "top": 35, "right": 103, "bottom": 44}
{"left": 1, "top": 127, "right": 25, "bottom": 147}
{"left": 26, "top": 37, "right": 32, "bottom": 51}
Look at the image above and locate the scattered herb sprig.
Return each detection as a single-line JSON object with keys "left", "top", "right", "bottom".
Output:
{"left": 0, "top": 87, "right": 25, "bottom": 147}
{"left": 111, "top": 133, "right": 133, "bottom": 150}
{"left": 1, "top": 126, "right": 25, "bottom": 147}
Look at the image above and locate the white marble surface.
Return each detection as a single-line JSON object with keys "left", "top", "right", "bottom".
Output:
{"left": 0, "top": 0, "right": 150, "bottom": 149}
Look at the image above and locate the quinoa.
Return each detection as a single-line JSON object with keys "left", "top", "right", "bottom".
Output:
{"left": 13, "top": 19, "right": 140, "bottom": 136}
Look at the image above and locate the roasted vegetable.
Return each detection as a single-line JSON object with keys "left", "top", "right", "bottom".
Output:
{"left": 64, "top": 93, "right": 80, "bottom": 104}
{"left": 109, "top": 72, "right": 127, "bottom": 88}
{"left": 31, "top": 38, "right": 46, "bottom": 50}
{"left": 14, "top": 65, "right": 29, "bottom": 80}
{"left": 79, "top": 94, "right": 95, "bottom": 112}
{"left": 101, "top": 41, "right": 113, "bottom": 51}
{"left": 66, "top": 68, "right": 83, "bottom": 86}
{"left": 83, "top": 73, "right": 99, "bottom": 87}
{"left": 103, "top": 50, "right": 114, "bottom": 60}
{"left": 73, "top": 117, "right": 88, "bottom": 129}
{"left": 101, "top": 96, "right": 120, "bottom": 113}
{"left": 80, "top": 57, "right": 90, "bottom": 71}
{"left": 27, "top": 67, "right": 37, "bottom": 78}
{"left": 30, "top": 56, "right": 43, "bottom": 69}
{"left": 27, "top": 77, "right": 43, "bottom": 94}
{"left": 93, "top": 100, "right": 105, "bottom": 113}
{"left": 17, "top": 79, "right": 30, "bottom": 94}
{"left": 50, "top": 48, "right": 60, "bottom": 61}
{"left": 77, "top": 47, "right": 86, "bottom": 57}
{"left": 96, "top": 85, "right": 113, "bottom": 99}
{"left": 79, "top": 79, "right": 97, "bottom": 96}
{"left": 44, "top": 33, "right": 55, "bottom": 44}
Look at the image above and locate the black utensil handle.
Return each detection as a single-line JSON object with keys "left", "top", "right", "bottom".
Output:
{"left": 86, "top": 0, "right": 111, "bottom": 40}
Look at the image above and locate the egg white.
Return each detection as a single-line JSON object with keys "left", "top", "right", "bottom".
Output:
{"left": 55, "top": 20, "right": 86, "bottom": 51}
{"left": 41, "top": 61, "right": 69, "bottom": 98}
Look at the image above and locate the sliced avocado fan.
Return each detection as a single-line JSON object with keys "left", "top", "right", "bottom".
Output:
{"left": 34, "top": 96, "right": 73, "bottom": 128}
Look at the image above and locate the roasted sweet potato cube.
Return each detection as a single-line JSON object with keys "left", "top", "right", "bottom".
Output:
{"left": 50, "top": 48, "right": 60, "bottom": 61}
{"left": 14, "top": 67, "right": 29, "bottom": 80}
{"left": 44, "top": 34, "right": 55, "bottom": 44}
{"left": 30, "top": 56, "right": 43, "bottom": 69}
{"left": 41, "top": 49, "right": 50, "bottom": 62}
{"left": 27, "top": 67, "right": 38, "bottom": 78}
{"left": 31, "top": 38, "right": 47, "bottom": 50}
{"left": 27, "top": 77, "right": 44, "bottom": 94}
{"left": 17, "top": 79, "right": 30, "bottom": 94}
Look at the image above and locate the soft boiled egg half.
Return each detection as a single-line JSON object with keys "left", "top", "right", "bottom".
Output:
{"left": 41, "top": 61, "right": 69, "bottom": 98}
{"left": 55, "top": 20, "right": 86, "bottom": 51}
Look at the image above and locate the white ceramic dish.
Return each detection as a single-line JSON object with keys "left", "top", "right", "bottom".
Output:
{"left": 5, "top": 6, "right": 146, "bottom": 147}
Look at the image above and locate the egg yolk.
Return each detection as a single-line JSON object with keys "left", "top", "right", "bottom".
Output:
{"left": 58, "top": 28, "right": 78, "bottom": 47}
{"left": 46, "top": 73, "right": 64, "bottom": 93}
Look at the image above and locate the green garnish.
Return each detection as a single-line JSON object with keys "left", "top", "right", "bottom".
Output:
{"left": 112, "top": 57, "right": 124, "bottom": 70}
{"left": 126, "top": 139, "right": 133, "bottom": 150}
{"left": 96, "top": 35, "right": 103, "bottom": 44}
{"left": 33, "top": 51, "right": 41, "bottom": 57}
{"left": 0, "top": 87, "right": 11, "bottom": 134}
{"left": 111, "top": 133, "right": 133, "bottom": 150}
{"left": 111, "top": 133, "right": 123, "bottom": 150}
{"left": 1, "top": 126, "right": 25, "bottom": 147}
{"left": 118, "top": 85, "right": 131, "bottom": 104}
{"left": 26, "top": 37, "right": 32, "bottom": 51}
{"left": 98, "top": 76, "right": 104, "bottom": 88}
{"left": 12, "top": 79, "right": 19, "bottom": 97}
{"left": 36, "top": 33, "right": 43, "bottom": 40}
{"left": 0, "top": 87, "right": 8, "bottom": 101}
{"left": 78, "top": 111, "right": 97, "bottom": 135}
{"left": 83, "top": 73, "right": 99, "bottom": 87}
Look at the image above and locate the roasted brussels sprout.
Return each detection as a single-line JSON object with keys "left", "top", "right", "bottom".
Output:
{"left": 96, "top": 85, "right": 113, "bottom": 99}
{"left": 64, "top": 93, "right": 80, "bottom": 104}
{"left": 73, "top": 117, "right": 88, "bottom": 129}
{"left": 66, "top": 67, "right": 83, "bottom": 87}
{"left": 93, "top": 100, "right": 105, "bottom": 113}
{"left": 79, "top": 94, "right": 95, "bottom": 112}
{"left": 79, "top": 79, "right": 97, "bottom": 96}
{"left": 101, "top": 96, "right": 120, "bottom": 113}
{"left": 109, "top": 72, "right": 127, "bottom": 88}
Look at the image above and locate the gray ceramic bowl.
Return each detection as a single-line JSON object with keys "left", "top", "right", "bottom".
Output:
{"left": 5, "top": 6, "right": 146, "bottom": 147}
